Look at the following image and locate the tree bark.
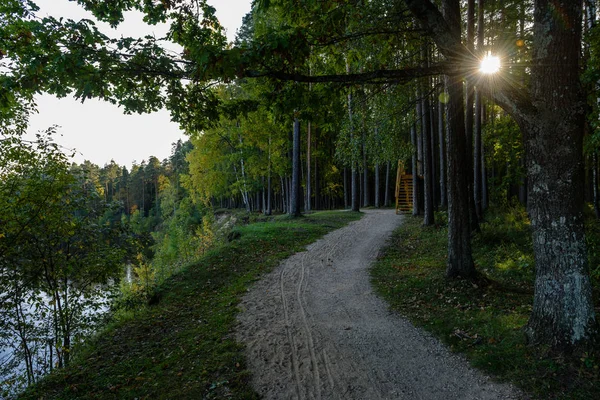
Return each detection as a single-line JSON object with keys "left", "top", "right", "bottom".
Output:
{"left": 411, "top": 123, "right": 420, "bottom": 216}
{"left": 375, "top": 162, "right": 380, "bottom": 208}
{"left": 438, "top": 93, "right": 447, "bottom": 208}
{"left": 346, "top": 66, "right": 360, "bottom": 212}
{"left": 374, "top": 126, "right": 380, "bottom": 208}
{"left": 265, "top": 135, "right": 272, "bottom": 215}
{"left": 441, "top": 0, "right": 476, "bottom": 279}
{"left": 444, "top": 72, "right": 476, "bottom": 279}
{"left": 352, "top": 164, "right": 359, "bottom": 212}
{"left": 343, "top": 167, "right": 348, "bottom": 209}
{"left": 416, "top": 100, "right": 423, "bottom": 176}
{"left": 266, "top": 174, "right": 272, "bottom": 215}
{"left": 314, "top": 157, "right": 319, "bottom": 209}
{"left": 473, "top": 0, "right": 484, "bottom": 218}
{"left": 362, "top": 122, "right": 369, "bottom": 207}
{"left": 384, "top": 160, "right": 391, "bottom": 207}
{"left": 430, "top": 90, "right": 438, "bottom": 208}
{"left": 290, "top": 118, "right": 301, "bottom": 217}
{"left": 421, "top": 78, "right": 434, "bottom": 225}
{"left": 594, "top": 153, "right": 600, "bottom": 218}
{"left": 466, "top": 0, "right": 478, "bottom": 224}
{"left": 306, "top": 121, "right": 312, "bottom": 212}
{"left": 586, "top": 0, "right": 600, "bottom": 219}
{"left": 520, "top": 0, "right": 596, "bottom": 349}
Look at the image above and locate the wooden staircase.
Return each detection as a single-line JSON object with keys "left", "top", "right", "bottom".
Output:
{"left": 395, "top": 161, "right": 413, "bottom": 214}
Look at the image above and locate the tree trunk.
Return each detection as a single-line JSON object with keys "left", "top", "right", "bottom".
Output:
{"left": 474, "top": 90, "right": 483, "bottom": 216}
{"left": 351, "top": 164, "right": 359, "bottom": 212}
{"left": 265, "top": 135, "right": 272, "bottom": 215}
{"left": 344, "top": 167, "right": 348, "bottom": 209}
{"left": 375, "top": 162, "right": 380, "bottom": 208}
{"left": 416, "top": 100, "right": 423, "bottom": 176}
{"left": 314, "top": 157, "right": 319, "bottom": 210}
{"left": 586, "top": 0, "right": 600, "bottom": 219}
{"left": 280, "top": 176, "right": 286, "bottom": 213}
{"left": 439, "top": 0, "right": 476, "bottom": 278}
{"left": 290, "top": 118, "right": 301, "bottom": 217}
{"left": 520, "top": 0, "right": 596, "bottom": 349}
{"left": 473, "top": 0, "right": 484, "bottom": 218}
{"left": 360, "top": 170, "right": 364, "bottom": 207}
{"left": 384, "top": 160, "right": 391, "bottom": 207}
{"left": 444, "top": 72, "right": 476, "bottom": 279}
{"left": 287, "top": 176, "right": 291, "bottom": 213}
{"left": 266, "top": 174, "right": 272, "bottom": 215}
{"left": 481, "top": 135, "right": 488, "bottom": 210}
{"left": 411, "top": 123, "right": 420, "bottom": 216}
{"left": 306, "top": 121, "right": 312, "bottom": 212}
{"left": 421, "top": 73, "right": 434, "bottom": 225}
{"left": 346, "top": 66, "right": 360, "bottom": 212}
{"left": 430, "top": 90, "right": 438, "bottom": 208}
{"left": 438, "top": 93, "right": 447, "bottom": 208}
{"left": 594, "top": 152, "right": 600, "bottom": 218}
{"left": 362, "top": 129, "right": 369, "bottom": 207}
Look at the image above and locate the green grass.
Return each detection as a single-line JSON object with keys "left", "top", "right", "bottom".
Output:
{"left": 20, "top": 211, "right": 362, "bottom": 400}
{"left": 371, "top": 208, "right": 600, "bottom": 400}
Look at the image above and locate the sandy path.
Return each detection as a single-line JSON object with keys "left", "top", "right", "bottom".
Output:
{"left": 236, "top": 209, "right": 522, "bottom": 399}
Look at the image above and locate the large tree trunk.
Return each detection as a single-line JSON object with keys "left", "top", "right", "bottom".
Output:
{"left": 519, "top": 0, "right": 596, "bottom": 349}
{"left": 585, "top": 0, "right": 600, "bottom": 219}
{"left": 444, "top": 73, "right": 476, "bottom": 279}
{"left": 441, "top": 0, "right": 476, "bottom": 279}
{"left": 290, "top": 118, "right": 301, "bottom": 217}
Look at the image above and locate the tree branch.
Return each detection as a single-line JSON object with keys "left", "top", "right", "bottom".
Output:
{"left": 244, "top": 64, "right": 452, "bottom": 85}
{"left": 403, "top": 0, "right": 534, "bottom": 117}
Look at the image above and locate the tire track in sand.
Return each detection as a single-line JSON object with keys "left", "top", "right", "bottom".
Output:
{"left": 279, "top": 262, "right": 302, "bottom": 398}
{"left": 237, "top": 209, "right": 523, "bottom": 400}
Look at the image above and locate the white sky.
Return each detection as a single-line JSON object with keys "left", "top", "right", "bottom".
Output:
{"left": 27, "top": 0, "right": 252, "bottom": 167}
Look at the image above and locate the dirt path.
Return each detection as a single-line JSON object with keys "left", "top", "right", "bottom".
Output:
{"left": 236, "top": 209, "right": 522, "bottom": 399}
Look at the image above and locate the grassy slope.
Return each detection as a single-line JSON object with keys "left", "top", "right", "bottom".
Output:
{"left": 371, "top": 209, "right": 600, "bottom": 400}
{"left": 20, "top": 211, "right": 361, "bottom": 400}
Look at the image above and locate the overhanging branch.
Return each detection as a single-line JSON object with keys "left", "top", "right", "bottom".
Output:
{"left": 244, "top": 64, "right": 452, "bottom": 85}
{"left": 403, "top": 0, "right": 534, "bottom": 115}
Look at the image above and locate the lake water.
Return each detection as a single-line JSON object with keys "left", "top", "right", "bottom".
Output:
{"left": 0, "top": 279, "right": 119, "bottom": 398}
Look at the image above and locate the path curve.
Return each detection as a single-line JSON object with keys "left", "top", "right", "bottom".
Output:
{"left": 236, "top": 209, "right": 522, "bottom": 399}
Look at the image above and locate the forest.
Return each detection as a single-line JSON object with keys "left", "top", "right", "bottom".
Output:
{"left": 2, "top": 0, "right": 600, "bottom": 398}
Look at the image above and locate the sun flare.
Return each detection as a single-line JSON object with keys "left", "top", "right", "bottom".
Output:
{"left": 480, "top": 54, "right": 500, "bottom": 74}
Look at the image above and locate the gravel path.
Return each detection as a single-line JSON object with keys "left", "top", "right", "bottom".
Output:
{"left": 236, "top": 209, "right": 522, "bottom": 399}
